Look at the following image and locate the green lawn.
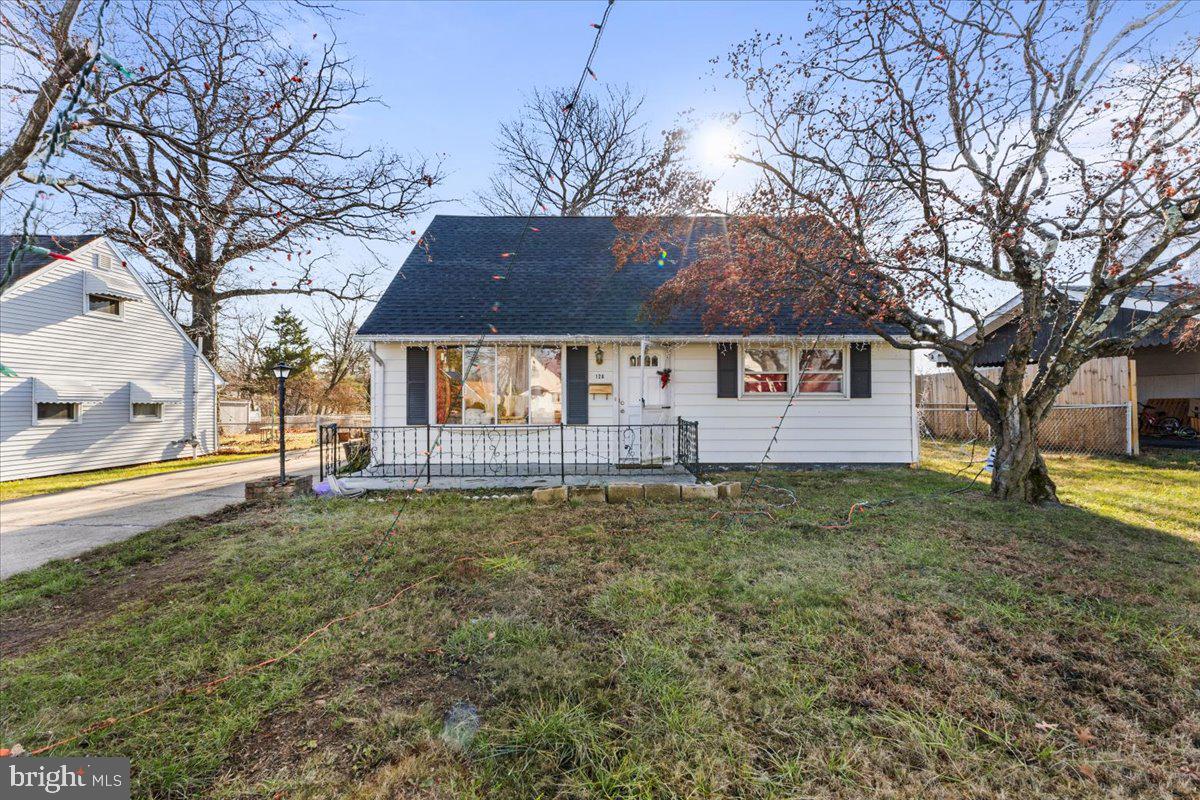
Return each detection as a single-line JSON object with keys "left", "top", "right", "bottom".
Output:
{"left": 1, "top": 445, "right": 1196, "bottom": 798}
{"left": 0, "top": 452, "right": 272, "bottom": 502}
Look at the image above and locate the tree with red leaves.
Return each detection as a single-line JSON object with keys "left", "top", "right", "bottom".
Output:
{"left": 616, "top": 0, "right": 1200, "bottom": 504}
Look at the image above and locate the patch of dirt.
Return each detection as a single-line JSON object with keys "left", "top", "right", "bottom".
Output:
{"left": 221, "top": 654, "right": 483, "bottom": 792}
{"left": 1, "top": 502, "right": 264, "bottom": 659}
{"left": 829, "top": 593, "right": 1200, "bottom": 796}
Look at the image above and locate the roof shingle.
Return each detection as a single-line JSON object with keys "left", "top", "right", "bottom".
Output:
{"left": 358, "top": 216, "right": 883, "bottom": 338}
{"left": 0, "top": 233, "right": 102, "bottom": 289}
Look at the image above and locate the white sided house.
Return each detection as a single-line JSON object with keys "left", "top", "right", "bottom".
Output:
{"left": 0, "top": 235, "right": 222, "bottom": 482}
{"left": 333, "top": 216, "right": 918, "bottom": 486}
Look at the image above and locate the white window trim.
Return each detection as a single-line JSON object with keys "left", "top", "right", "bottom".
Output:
{"left": 130, "top": 402, "right": 165, "bottom": 423}
{"left": 738, "top": 344, "right": 851, "bottom": 400}
{"left": 34, "top": 401, "right": 81, "bottom": 426}
{"left": 83, "top": 291, "right": 125, "bottom": 320}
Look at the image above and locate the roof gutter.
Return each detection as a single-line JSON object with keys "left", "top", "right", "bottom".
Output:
{"left": 355, "top": 333, "right": 907, "bottom": 345}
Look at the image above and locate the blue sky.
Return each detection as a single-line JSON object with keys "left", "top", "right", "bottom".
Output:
{"left": 240, "top": 0, "right": 811, "bottom": 327}
{"left": 328, "top": 0, "right": 798, "bottom": 245}
{"left": 7, "top": 0, "right": 1188, "bottom": 339}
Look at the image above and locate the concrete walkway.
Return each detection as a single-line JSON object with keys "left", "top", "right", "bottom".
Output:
{"left": 0, "top": 452, "right": 319, "bottom": 578}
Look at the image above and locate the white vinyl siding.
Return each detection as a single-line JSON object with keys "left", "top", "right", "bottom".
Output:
{"left": 671, "top": 343, "right": 915, "bottom": 464}
{"left": 0, "top": 239, "right": 221, "bottom": 481}
{"left": 370, "top": 340, "right": 917, "bottom": 465}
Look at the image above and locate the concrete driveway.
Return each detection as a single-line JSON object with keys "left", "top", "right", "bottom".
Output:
{"left": 0, "top": 452, "right": 319, "bottom": 578}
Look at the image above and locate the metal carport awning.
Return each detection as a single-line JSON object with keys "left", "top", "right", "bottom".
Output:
{"left": 129, "top": 381, "right": 184, "bottom": 404}
{"left": 85, "top": 271, "right": 142, "bottom": 301}
{"left": 33, "top": 377, "right": 104, "bottom": 402}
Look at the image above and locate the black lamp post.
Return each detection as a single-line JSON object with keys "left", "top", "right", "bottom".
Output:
{"left": 272, "top": 362, "right": 292, "bottom": 484}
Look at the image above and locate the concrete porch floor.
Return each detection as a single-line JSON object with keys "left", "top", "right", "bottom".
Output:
{"left": 335, "top": 463, "right": 698, "bottom": 492}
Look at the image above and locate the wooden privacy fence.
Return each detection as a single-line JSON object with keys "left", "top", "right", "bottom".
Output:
{"left": 917, "top": 357, "right": 1136, "bottom": 455}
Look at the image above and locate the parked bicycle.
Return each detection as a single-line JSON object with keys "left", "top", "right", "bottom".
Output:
{"left": 1138, "top": 403, "right": 1198, "bottom": 439}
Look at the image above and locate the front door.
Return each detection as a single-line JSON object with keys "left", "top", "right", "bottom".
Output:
{"left": 619, "top": 347, "right": 669, "bottom": 464}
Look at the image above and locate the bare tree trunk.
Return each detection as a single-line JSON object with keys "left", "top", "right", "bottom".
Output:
{"left": 187, "top": 290, "right": 220, "bottom": 362}
{"left": 991, "top": 402, "right": 1058, "bottom": 505}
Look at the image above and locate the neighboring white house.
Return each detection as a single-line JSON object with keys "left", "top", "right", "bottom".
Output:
{"left": 0, "top": 235, "right": 223, "bottom": 481}
{"left": 341, "top": 216, "right": 918, "bottom": 484}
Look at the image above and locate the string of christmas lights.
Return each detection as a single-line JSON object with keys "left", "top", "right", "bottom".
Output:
{"left": 352, "top": 0, "right": 617, "bottom": 581}
{"left": 1, "top": 0, "right": 124, "bottom": 292}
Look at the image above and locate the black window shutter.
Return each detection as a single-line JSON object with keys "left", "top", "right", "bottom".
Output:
{"left": 849, "top": 343, "right": 872, "bottom": 398}
{"left": 716, "top": 343, "right": 738, "bottom": 398}
{"left": 406, "top": 346, "right": 429, "bottom": 424}
{"left": 566, "top": 346, "right": 589, "bottom": 424}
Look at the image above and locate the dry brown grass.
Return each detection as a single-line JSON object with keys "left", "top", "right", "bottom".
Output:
{"left": 2, "top": 450, "right": 1196, "bottom": 798}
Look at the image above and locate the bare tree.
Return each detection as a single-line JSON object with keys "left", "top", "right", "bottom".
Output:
{"left": 617, "top": 0, "right": 1200, "bottom": 504}
{"left": 217, "top": 308, "right": 270, "bottom": 400}
{"left": 67, "top": 0, "right": 440, "bottom": 361}
{"left": 479, "top": 85, "right": 655, "bottom": 216}
{"left": 311, "top": 299, "right": 368, "bottom": 413}
{"left": 0, "top": 0, "right": 100, "bottom": 187}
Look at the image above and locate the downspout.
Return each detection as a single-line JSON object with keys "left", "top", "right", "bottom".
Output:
{"left": 189, "top": 337, "right": 201, "bottom": 457}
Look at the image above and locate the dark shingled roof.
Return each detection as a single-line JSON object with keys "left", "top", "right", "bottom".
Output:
{"left": 953, "top": 293, "right": 1197, "bottom": 368}
{"left": 358, "top": 216, "right": 885, "bottom": 338}
{"left": 0, "top": 233, "right": 102, "bottom": 288}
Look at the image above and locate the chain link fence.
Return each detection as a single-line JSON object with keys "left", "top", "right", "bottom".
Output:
{"left": 918, "top": 403, "right": 1133, "bottom": 456}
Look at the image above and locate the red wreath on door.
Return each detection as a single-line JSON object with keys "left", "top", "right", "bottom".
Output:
{"left": 656, "top": 368, "right": 672, "bottom": 388}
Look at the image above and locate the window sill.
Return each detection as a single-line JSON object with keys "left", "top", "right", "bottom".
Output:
{"left": 34, "top": 419, "right": 79, "bottom": 427}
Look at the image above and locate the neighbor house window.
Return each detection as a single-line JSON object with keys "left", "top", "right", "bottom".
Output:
{"left": 743, "top": 347, "right": 790, "bottom": 394}
{"left": 87, "top": 294, "right": 121, "bottom": 315}
{"left": 131, "top": 402, "right": 163, "bottom": 421}
{"left": 529, "top": 346, "right": 562, "bottom": 424}
{"left": 796, "top": 348, "right": 845, "bottom": 394}
{"left": 436, "top": 346, "right": 463, "bottom": 424}
{"left": 36, "top": 402, "right": 77, "bottom": 423}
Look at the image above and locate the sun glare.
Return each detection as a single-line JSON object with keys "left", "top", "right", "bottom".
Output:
{"left": 697, "top": 124, "right": 738, "bottom": 170}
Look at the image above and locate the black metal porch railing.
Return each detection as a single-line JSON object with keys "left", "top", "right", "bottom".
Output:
{"left": 319, "top": 420, "right": 701, "bottom": 483}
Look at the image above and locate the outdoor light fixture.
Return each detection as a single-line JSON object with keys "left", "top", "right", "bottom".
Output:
{"left": 595, "top": 347, "right": 604, "bottom": 365}
{"left": 274, "top": 362, "right": 292, "bottom": 484}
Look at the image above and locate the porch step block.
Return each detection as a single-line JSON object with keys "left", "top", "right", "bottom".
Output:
{"left": 681, "top": 484, "right": 719, "bottom": 501}
{"left": 570, "top": 486, "right": 607, "bottom": 503}
{"left": 644, "top": 483, "right": 682, "bottom": 502}
{"left": 532, "top": 486, "right": 568, "bottom": 504}
{"left": 606, "top": 484, "right": 645, "bottom": 503}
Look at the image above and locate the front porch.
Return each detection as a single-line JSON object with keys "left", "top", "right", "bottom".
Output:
{"left": 319, "top": 419, "right": 701, "bottom": 489}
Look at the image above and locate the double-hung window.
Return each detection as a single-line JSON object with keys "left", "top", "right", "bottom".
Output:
{"left": 742, "top": 347, "right": 790, "bottom": 394}
{"left": 796, "top": 347, "right": 846, "bottom": 395}
{"left": 741, "top": 345, "right": 848, "bottom": 397}
{"left": 435, "top": 345, "right": 562, "bottom": 424}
